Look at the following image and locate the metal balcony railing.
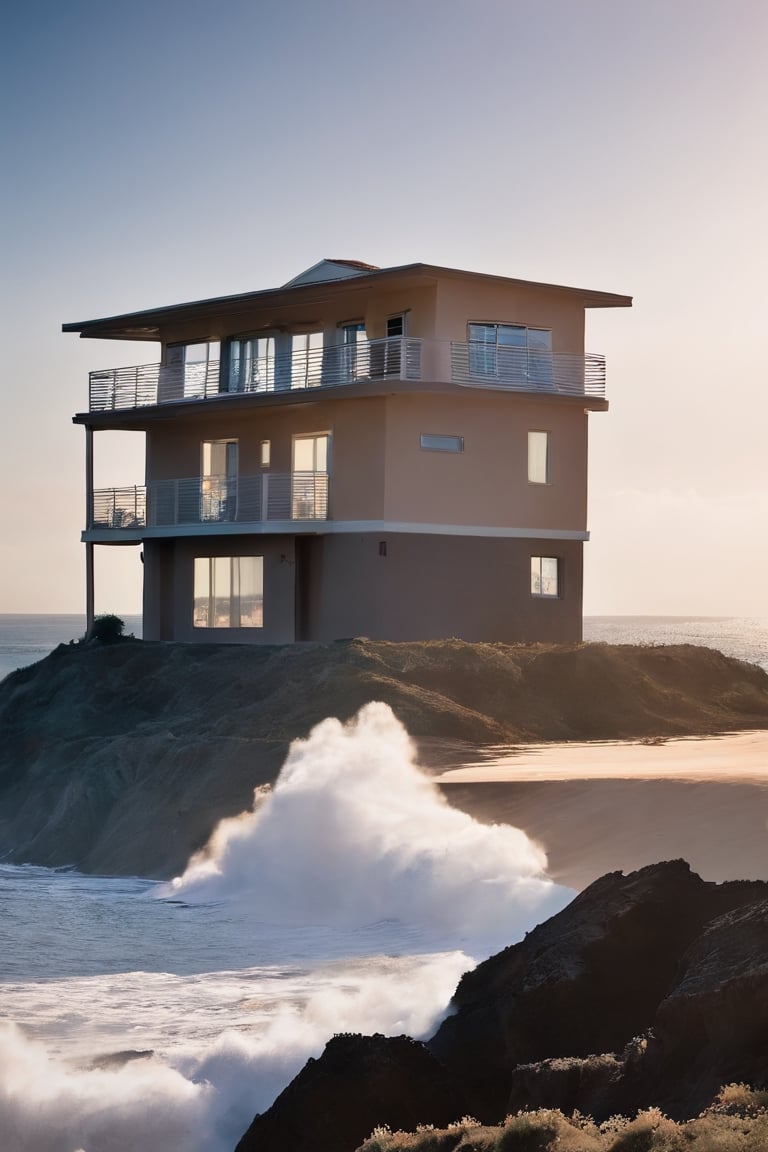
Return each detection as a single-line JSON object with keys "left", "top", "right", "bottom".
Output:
{"left": 89, "top": 472, "right": 329, "bottom": 530}
{"left": 450, "top": 345, "right": 606, "bottom": 397}
{"left": 86, "top": 339, "right": 606, "bottom": 412}
{"left": 88, "top": 337, "right": 423, "bottom": 411}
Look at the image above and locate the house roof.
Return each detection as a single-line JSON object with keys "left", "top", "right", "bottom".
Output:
{"left": 282, "top": 259, "right": 380, "bottom": 287}
{"left": 62, "top": 260, "right": 633, "bottom": 341}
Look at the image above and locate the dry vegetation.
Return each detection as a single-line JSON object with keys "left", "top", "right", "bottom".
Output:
{"left": 358, "top": 1087, "right": 768, "bottom": 1152}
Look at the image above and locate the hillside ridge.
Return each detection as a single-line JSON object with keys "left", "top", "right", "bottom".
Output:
{"left": 1, "top": 638, "right": 767, "bottom": 877}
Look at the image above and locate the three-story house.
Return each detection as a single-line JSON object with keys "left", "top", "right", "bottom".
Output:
{"left": 67, "top": 259, "right": 631, "bottom": 644}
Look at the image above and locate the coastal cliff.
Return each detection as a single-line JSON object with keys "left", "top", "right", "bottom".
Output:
{"left": 237, "top": 861, "right": 768, "bottom": 1151}
{"left": 1, "top": 637, "right": 767, "bottom": 877}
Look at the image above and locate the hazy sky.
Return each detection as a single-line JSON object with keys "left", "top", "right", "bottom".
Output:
{"left": 2, "top": 0, "right": 766, "bottom": 616}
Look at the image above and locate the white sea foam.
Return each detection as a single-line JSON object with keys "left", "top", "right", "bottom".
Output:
{"left": 167, "top": 702, "right": 569, "bottom": 943}
{"left": 2, "top": 703, "right": 573, "bottom": 1152}
{"left": 0, "top": 952, "right": 470, "bottom": 1152}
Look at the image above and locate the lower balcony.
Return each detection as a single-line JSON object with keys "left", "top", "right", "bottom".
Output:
{"left": 88, "top": 473, "right": 329, "bottom": 536}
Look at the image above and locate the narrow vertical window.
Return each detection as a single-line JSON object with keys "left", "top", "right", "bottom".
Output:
{"left": 528, "top": 431, "right": 550, "bottom": 484}
{"left": 340, "top": 322, "right": 367, "bottom": 381}
{"left": 201, "top": 440, "right": 238, "bottom": 522}
{"left": 292, "top": 433, "right": 330, "bottom": 520}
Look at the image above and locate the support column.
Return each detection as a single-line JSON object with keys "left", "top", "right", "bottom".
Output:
{"left": 85, "top": 426, "right": 95, "bottom": 633}
{"left": 85, "top": 542, "right": 95, "bottom": 635}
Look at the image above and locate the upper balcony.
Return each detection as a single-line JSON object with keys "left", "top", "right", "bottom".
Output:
{"left": 85, "top": 337, "right": 606, "bottom": 413}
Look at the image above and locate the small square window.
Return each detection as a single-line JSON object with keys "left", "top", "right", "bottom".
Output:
{"left": 260, "top": 440, "right": 271, "bottom": 467}
{"left": 531, "top": 556, "right": 559, "bottom": 597}
{"left": 420, "top": 433, "right": 464, "bottom": 453}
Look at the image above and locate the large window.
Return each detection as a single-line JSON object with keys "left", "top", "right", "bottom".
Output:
{"left": 165, "top": 341, "right": 220, "bottom": 400}
{"left": 193, "top": 556, "right": 263, "bottom": 628}
{"left": 291, "top": 332, "right": 324, "bottom": 389}
{"left": 227, "top": 336, "right": 275, "bottom": 393}
{"left": 468, "top": 323, "right": 552, "bottom": 385}
{"left": 528, "top": 431, "right": 550, "bottom": 484}
{"left": 530, "top": 556, "right": 559, "bottom": 598}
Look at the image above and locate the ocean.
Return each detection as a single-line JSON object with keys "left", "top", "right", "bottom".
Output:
{"left": 1, "top": 615, "right": 767, "bottom": 1151}
{"left": 0, "top": 614, "right": 143, "bottom": 683}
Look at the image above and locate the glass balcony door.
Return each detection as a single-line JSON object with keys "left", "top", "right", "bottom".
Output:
{"left": 201, "top": 440, "right": 238, "bottom": 522}
{"left": 292, "top": 434, "right": 329, "bottom": 520}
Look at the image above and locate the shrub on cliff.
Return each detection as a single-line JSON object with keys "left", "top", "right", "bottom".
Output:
{"left": 87, "top": 614, "right": 127, "bottom": 644}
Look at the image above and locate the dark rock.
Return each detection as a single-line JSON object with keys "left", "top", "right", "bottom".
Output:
{"left": 428, "top": 861, "right": 768, "bottom": 1120}
{"left": 234, "top": 1033, "right": 468, "bottom": 1152}
{"left": 642, "top": 897, "right": 768, "bottom": 1117}
{"left": 504, "top": 897, "right": 768, "bottom": 1122}
{"left": 232, "top": 864, "right": 768, "bottom": 1147}
{"left": 507, "top": 1052, "right": 623, "bottom": 1119}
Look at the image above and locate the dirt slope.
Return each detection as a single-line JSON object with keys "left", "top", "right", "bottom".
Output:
{"left": 1, "top": 637, "right": 767, "bottom": 877}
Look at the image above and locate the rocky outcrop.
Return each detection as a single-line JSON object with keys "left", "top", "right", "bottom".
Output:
{"left": 503, "top": 898, "right": 768, "bottom": 1122}
{"left": 232, "top": 864, "right": 768, "bottom": 1149}
{"left": 234, "top": 1033, "right": 468, "bottom": 1152}
{"left": 428, "top": 860, "right": 768, "bottom": 1120}
{"left": 643, "top": 897, "right": 768, "bottom": 1116}
{"left": 2, "top": 638, "right": 767, "bottom": 876}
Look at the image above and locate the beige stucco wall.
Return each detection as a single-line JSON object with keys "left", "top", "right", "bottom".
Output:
{"left": 382, "top": 392, "right": 589, "bottom": 530}
{"left": 142, "top": 388, "right": 589, "bottom": 532}
{"left": 143, "top": 531, "right": 583, "bottom": 645}
{"left": 299, "top": 534, "right": 583, "bottom": 644}
{"left": 154, "top": 272, "right": 586, "bottom": 353}
{"left": 143, "top": 534, "right": 298, "bottom": 644}
{"left": 145, "top": 396, "right": 388, "bottom": 521}
{"left": 157, "top": 283, "right": 438, "bottom": 351}
{"left": 433, "top": 277, "right": 586, "bottom": 352}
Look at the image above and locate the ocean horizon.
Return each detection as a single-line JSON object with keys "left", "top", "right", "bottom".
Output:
{"left": 1, "top": 613, "right": 767, "bottom": 683}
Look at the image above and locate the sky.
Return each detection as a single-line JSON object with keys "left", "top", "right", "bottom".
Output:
{"left": 1, "top": 0, "right": 766, "bottom": 616}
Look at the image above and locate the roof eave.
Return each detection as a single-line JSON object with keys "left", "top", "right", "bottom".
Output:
{"left": 62, "top": 261, "right": 632, "bottom": 341}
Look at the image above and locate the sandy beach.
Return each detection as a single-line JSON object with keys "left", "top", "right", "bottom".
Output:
{"left": 436, "top": 730, "right": 768, "bottom": 890}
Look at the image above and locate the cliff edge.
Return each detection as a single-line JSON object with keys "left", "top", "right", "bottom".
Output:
{"left": 1, "top": 638, "right": 767, "bottom": 877}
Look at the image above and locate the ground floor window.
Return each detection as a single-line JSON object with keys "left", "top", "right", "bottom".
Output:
{"left": 193, "top": 556, "right": 263, "bottom": 627}
{"left": 531, "top": 556, "right": 559, "bottom": 597}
